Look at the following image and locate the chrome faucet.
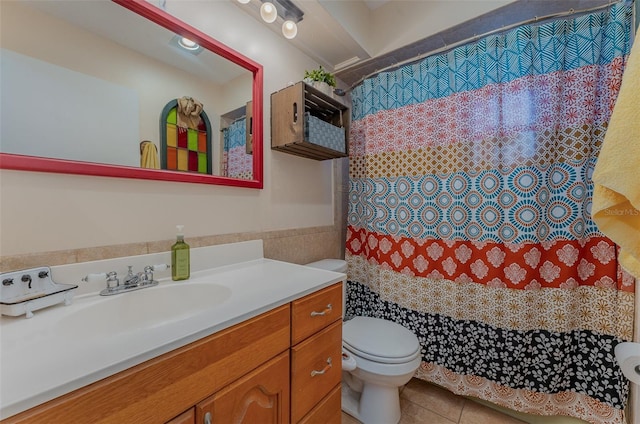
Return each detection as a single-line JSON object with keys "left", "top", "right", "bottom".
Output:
{"left": 123, "top": 266, "right": 140, "bottom": 287}
{"left": 87, "top": 264, "right": 169, "bottom": 296}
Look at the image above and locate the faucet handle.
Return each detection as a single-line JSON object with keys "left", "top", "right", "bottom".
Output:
{"left": 105, "top": 271, "right": 119, "bottom": 290}
{"left": 151, "top": 264, "right": 169, "bottom": 272}
{"left": 141, "top": 265, "right": 153, "bottom": 283}
{"left": 140, "top": 264, "right": 169, "bottom": 284}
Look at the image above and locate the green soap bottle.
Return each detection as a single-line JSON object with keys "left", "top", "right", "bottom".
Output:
{"left": 171, "top": 225, "right": 190, "bottom": 281}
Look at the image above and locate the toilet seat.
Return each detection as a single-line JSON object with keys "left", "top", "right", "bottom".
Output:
{"left": 343, "top": 316, "right": 420, "bottom": 364}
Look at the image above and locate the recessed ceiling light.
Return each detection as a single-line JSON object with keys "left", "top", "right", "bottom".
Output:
{"left": 178, "top": 37, "right": 199, "bottom": 51}
{"left": 169, "top": 35, "right": 203, "bottom": 55}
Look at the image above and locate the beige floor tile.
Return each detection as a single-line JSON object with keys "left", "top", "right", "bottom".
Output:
{"left": 399, "top": 399, "right": 458, "bottom": 424}
{"left": 400, "top": 379, "right": 465, "bottom": 422}
{"left": 340, "top": 399, "right": 457, "bottom": 424}
{"left": 459, "top": 399, "right": 527, "bottom": 424}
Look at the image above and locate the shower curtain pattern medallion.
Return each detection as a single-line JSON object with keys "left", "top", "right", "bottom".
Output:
{"left": 345, "top": 3, "right": 635, "bottom": 423}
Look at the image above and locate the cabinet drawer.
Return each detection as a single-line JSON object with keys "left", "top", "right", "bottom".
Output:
{"left": 298, "top": 384, "right": 341, "bottom": 424}
{"left": 291, "top": 320, "right": 342, "bottom": 423}
{"left": 291, "top": 282, "right": 342, "bottom": 345}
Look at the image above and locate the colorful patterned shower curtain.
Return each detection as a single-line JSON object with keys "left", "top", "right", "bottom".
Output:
{"left": 222, "top": 118, "right": 252, "bottom": 179}
{"left": 345, "top": 3, "right": 635, "bottom": 423}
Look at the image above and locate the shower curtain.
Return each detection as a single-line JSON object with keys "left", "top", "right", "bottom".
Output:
{"left": 345, "top": 3, "right": 635, "bottom": 423}
{"left": 222, "top": 118, "right": 252, "bottom": 179}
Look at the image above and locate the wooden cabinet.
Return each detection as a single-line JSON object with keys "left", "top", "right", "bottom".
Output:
{"left": 1, "top": 284, "right": 343, "bottom": 424}
{"left": 271, "top": 82, "right": 349, "bottom": 160}
{"left": 291, "top": 283, "right": 343, "bottom": 423}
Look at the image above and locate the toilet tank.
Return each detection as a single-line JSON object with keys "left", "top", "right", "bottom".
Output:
{"left": 305, "top": 259, "right": 347, "bottom": 316}
{"left": 305, "top": 259, "right": 347, "bottom": 273}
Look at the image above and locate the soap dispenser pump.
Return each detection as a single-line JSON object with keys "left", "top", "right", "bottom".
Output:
{"left": 171, "top": 225, "right": 190, "bottom": 281}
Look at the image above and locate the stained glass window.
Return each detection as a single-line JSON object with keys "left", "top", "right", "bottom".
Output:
{"left": 160, "top": 99, "right": 212, "bottom": 174}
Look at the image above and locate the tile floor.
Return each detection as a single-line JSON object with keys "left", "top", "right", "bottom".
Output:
{"left": 341, "top": 378, "right": 526, "bottom": 424}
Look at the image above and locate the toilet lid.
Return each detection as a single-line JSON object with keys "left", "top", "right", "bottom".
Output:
{"left": 343, "top": 316, "right": 420, "bottom": 364}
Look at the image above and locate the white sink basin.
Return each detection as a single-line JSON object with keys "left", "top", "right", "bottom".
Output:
{"left": 58, "top": 282, "right": 232, "bottom": 337}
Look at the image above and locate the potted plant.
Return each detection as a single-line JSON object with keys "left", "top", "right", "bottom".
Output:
{"left": 304, "top": 66, "right": 336, "bottom": 97}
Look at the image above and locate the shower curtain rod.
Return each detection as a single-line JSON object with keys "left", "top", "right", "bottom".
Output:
{"left": 349, "top": 0, "right": 628, "bottom": 91}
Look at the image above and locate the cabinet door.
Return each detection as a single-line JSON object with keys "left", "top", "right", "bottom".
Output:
{"left": 196, "top": 351, "right": 290, "bottom": 424}
{"left": 166, "top": 408, "right": 195, "bottom": 424}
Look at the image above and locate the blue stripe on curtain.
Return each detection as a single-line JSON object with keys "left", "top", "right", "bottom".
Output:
{"left": 352, "top": 4, "right": 633, "bottom": 120}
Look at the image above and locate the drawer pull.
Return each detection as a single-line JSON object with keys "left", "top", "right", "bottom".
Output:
{"left": 204, "top": 412, "right": 212, "bottom": 424}
{"left": 310, "top": 357, "right": 332, "bottom": 377}
{"left": 310, "top": 303, "right": 332, "bottom": 317}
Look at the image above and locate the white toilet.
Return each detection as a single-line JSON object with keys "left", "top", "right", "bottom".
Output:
{"left": 306, "top": 259, "right": 421, "bottom": 424}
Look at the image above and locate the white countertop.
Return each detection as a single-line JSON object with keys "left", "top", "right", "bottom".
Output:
{"left": 0, "top": 242, "right": 345, "bottom": 419}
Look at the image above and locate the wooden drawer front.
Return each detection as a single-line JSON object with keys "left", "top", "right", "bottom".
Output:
{"left": 298, "top": 384, "right": 341, "bottom": 424}
{"left": 196, "top": 351, "right": 290, "bottom": 424}
{"left": 291, "top": 282, "right": 342, "bottom": 345}
{"left": 291, "top": 320, "right": 342, "bottom": 423}
{"left": 2, "top": 305, "right": 290, "bottom": 424}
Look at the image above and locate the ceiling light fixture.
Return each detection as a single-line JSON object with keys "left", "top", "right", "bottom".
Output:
{"left": 237, "top": 0, "right": 303, "bottom": 39}
{"left": 260, "top": 2, "right": 278, "bottom": 23}
{"left": 282, "top": 20, "right": 297, "bottom": 39}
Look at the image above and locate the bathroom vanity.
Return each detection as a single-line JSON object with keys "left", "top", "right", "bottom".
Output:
{"left": 0, "top": 241, "right": 344, "bottom": 423}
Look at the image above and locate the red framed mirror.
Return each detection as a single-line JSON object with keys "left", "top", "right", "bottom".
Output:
{"left": 0, "top": 0, "right": 263, "bottom": 189}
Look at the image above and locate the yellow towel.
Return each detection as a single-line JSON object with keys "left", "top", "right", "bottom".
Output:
{"left": 140, "top": 141, "right": 159, "bottom": 169}
{"left": 592, "top": 39, "right": 640, "bottom": 279}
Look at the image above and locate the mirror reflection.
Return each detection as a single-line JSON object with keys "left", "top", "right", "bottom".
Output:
{"left": 0, "top": 0, "right": 256, "bottom": 181}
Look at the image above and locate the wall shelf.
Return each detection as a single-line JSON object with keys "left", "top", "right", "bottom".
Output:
{"left": 271, "top": 82, "right": 349, "bottom": 161}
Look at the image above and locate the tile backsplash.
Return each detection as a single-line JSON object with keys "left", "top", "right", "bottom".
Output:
{"left": 0, "top": 225, "right": 343, "bottom": 274}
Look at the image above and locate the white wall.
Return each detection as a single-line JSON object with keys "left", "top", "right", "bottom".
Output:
{"left": 0, "top": 0, "right": 334, "bottom": 256}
